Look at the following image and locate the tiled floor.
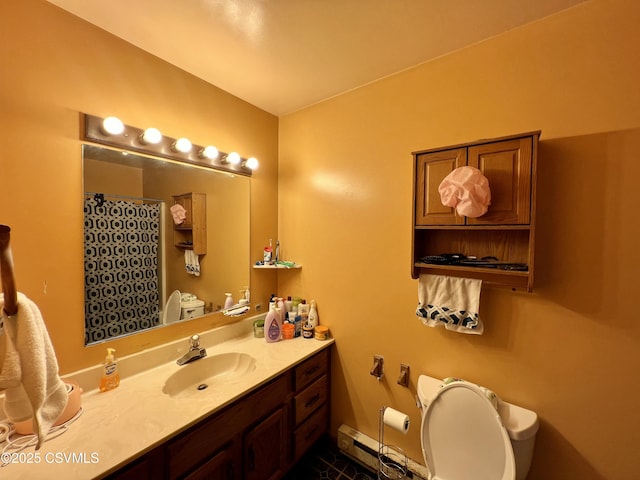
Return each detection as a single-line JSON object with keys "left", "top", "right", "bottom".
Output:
{"left": 284, "top": 436, "right": 377, "bottom": 480}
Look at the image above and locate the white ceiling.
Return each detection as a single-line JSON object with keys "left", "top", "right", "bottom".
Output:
{"left": 47, "top": 0, "right": 585, "bottom": 116}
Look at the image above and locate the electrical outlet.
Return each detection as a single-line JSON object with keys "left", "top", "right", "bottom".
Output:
{"left": 255, "top": 303, "right": 262, "bottom": 312}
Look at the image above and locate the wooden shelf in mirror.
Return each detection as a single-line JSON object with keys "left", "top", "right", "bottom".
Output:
{"left": 173, "top": 193, "right": 207, "bottom": 255}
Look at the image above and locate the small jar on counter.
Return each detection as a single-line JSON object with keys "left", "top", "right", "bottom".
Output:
{"left": 314, "top": 325, "right": 329, "bottom": 341}
{"left": 253, "top": 319, "right": 265, "bottom": 338}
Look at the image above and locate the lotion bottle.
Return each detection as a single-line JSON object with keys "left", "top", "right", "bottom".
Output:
{"left": 100, "top": 348, "right": 120, "bottom": 392}
{"left": 265, "top": 304, "right": 282, "bottom": 343}
{"left": 224, "top": 293, "right": 235, "bottom": 309}
{"left": 284, "top": 296, "right": 293, "bottom": 314}
{"left": 277, "top": 297, "right": 286, "bottom": 323}
{"left": 298, "top": 299, "right": 310, "bottom": 325}
{"left": 308, "top": 300, "right": 319, "bottom": 328}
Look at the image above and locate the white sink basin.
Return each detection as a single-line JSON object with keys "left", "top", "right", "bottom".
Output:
{"left": 162, "top": 352, "right": 256, "bottom": 398}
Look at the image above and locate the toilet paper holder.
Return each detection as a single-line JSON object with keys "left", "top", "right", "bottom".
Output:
{"left": 370, "top": 355, "right": 384, "bottom": 380}
{"left": 378, "top": 406, "right": 408, "bottom": 480}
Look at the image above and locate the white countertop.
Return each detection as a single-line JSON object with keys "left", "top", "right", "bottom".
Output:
{"left": 1, "top": 316, "right": 334, "bottom": 479}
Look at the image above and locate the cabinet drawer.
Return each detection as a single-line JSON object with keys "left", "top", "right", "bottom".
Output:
{"left": 293, "top": 403, "right": 328, "bottom": 462}
{"left": 294, "top": 349, "right": 328, "bottom": 392}
{"left": 294, "top": 375, "right": 327, "bottom": 426}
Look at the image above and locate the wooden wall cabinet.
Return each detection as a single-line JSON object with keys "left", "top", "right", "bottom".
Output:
{"left": 104, "top": 348, "right": 331, "bottom": 480}
{"left": 412, "top": 132, "right": 540, "bottom": 291}
{"left": 172, "top": 192, "right": 207, "bottom": 255}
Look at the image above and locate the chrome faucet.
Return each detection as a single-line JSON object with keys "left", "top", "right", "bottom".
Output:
{"left": 176, "top": 334, "right": 207, "bottom": 366}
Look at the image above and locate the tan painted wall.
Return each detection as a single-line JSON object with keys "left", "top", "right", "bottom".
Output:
{"left": 279, "top": 1, "right": 640, "bottom": 479}
{"left": 0, "top": 0, "right": 278, "bottom": 372}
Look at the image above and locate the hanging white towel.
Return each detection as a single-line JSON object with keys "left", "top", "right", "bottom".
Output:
{"left": 0, "top": 293, "right": 68, "bottom": 449}
{"left": 184, "top": 249, "right": 200, "bottom": 276}
{"left": 416, "top": 274, "right": 483, "bottom": 334}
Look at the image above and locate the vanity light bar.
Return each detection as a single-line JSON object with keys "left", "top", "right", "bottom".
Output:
{"left": 81, "top": 113, "right": 258, "bottom": 176}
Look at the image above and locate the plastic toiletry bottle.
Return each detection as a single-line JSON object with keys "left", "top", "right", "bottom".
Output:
{"left": 269, "top": 293, "right": 277, "bottom": 312}
{"left": 224, "top": 293, "right": 235, "bottom": 309}
{"left": 277, "top": 297, "right": 286, "bottom": 323}
{"left": 239, "top": 288, "right": 249, "bottom": 305}
{"left": 264, "top": 239, "right": 273, "bottom": 264}
{"left": 298, "top": 299, "right": 310, "bottom": 322}
{"left": 284, "top": 296, "right": 293, "bottom": 313}
{"left": 265, "top": 304, "right": 282, "bottom": 343}
{"left": 100, "top": 348, "right": 120, "bottom": 392}
{"left": 308, "top": 300, "right": 319, "bottom": 328}
{"left": 292, "top": 313, "right": 302, "bottom": 338}
{"left": 275, "top": 240, "right": 280, "bottom": 262}
{"left": 291, "top": 296, "right": 302, "bottom": 312}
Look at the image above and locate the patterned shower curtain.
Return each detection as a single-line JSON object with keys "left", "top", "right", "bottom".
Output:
{"left": 84, "top": 197, "right": 161, "bottom": 344}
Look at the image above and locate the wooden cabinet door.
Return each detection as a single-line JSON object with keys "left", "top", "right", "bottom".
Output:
{"left": 244, "top": 408, "right": 287, "bottom": 480}
{"left": 173, "top": 194, "right": 194, "bottom": 228}
{"left": 415, "top": 148, "right": 466, "bottom": 225}
{"left": 467, "top": 137, "right": 532, "bottom": 225}
{"left": 183, "top": 443, "right": 240, "bottom": 480}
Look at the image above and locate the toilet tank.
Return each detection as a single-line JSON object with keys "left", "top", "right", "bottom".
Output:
{"left": 417, "top": 374, "right": 539, "bottom": 480}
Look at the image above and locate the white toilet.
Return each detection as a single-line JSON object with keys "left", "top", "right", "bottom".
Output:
{"left": 417, "top": 374, "right": 539, "bottom": 480}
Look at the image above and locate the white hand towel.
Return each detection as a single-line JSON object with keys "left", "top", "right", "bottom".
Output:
{"left": 184, "top": 249, "right": 200, "bottom": 276}
{"left": 0, "top": 292, "right": 68, "bottom": 449}
{"left": 416, "top": 274, "right": 483, "bottom": 334}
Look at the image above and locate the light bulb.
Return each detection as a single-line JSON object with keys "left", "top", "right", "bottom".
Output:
{"left": 140, "top": 128, "right": 162, "bottom": 145}
{"left": 102, "top": 116, "right": 124, "bottom": 135}
{"left": 227, "top": 152, "right": 241, "bottom": 165}
{"left": 245, "top": 157, "right": 259, "bottom": 170}
{"left": 199, "top": 146, "right": 219, "bottom": 159}
{"left": 173, "top": 137, "right": 192, "bottom": 153}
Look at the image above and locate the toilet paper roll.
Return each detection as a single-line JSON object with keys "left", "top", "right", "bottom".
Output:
{"left": 383, "top": 407, "right": 410, "bottom": 434}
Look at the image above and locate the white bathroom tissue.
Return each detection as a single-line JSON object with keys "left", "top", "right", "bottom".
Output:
{"left": 383, "top": 407, "right": 410, "bottom": 434}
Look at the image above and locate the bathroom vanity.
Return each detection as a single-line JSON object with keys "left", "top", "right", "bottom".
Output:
{"left": 2, "top": 318, "right": 333, "bottom": 480}
{"left": 107, "top": 349, "right": 330, "bottom": 480}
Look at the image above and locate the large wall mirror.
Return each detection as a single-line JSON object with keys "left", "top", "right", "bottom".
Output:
{"left": 83, "top": 144, "right": 250, "bottom": 345}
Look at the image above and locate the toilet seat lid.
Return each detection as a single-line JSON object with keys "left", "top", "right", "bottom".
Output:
{"left": 163, "top": 290, "right": 182, "bottom": 324}
{"left": 422, "top": 381, "right": 515, "bottom": 480}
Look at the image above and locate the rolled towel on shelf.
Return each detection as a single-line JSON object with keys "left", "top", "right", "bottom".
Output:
{"left": 416, "top": 273, "right": 483, "bottom": 335}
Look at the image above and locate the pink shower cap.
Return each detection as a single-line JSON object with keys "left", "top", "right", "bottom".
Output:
{"left": 170, "top": 203, "right": 187, "bottom": 225}
{"left": 438, "top": 166, "right": 491, "bottom": 218}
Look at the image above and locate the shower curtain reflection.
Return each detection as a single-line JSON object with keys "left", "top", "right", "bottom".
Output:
{"left": 83, "top": 195, "right": 162, "bottom": 344}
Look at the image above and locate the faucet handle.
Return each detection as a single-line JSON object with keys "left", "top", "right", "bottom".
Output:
{"left": 189, "top": 334, "right": 201, "bottom": 349}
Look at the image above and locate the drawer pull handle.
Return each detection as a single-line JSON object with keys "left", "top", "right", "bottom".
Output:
{"left": 305, "top": 393, "right": 321, "bottom": 409}
{"left": 303, "top": 365, "right": 320, "bottom": 378}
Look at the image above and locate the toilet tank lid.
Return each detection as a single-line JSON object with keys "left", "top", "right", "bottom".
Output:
{"left": 499, "top": 402, "right": 539, "bottom": 440}
{"left": 417, "top": 374, "right": 442, "bottom": 406}
{"left": 181, "top": 299, "right": 204, "bottom": 308}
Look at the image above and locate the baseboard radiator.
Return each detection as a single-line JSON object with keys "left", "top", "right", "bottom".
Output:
{"left": 337, "top": 424, "right": 429, "bottom": 480}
